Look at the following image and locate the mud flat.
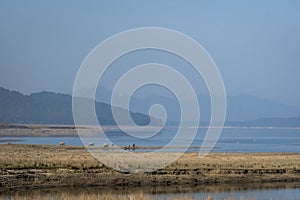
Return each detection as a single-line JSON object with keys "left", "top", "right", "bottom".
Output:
{"left": 0, "top": 124, "right": 107, "bottom": 137}
{"left": 0, "top": 144, "right": 300, "bottom": 191}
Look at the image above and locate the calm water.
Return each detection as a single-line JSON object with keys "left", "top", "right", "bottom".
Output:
{"left": 1, "top": 182, "right": 300, "bottom": 200}
{"left": 1, "top": 127, "right": 300, "bottom": 153}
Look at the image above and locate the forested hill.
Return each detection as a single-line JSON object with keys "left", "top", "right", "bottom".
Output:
{"left": 0, "top": 87, "right": 154, "bottom": 125}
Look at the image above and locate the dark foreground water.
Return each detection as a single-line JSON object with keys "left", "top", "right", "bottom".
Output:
{"left": 1, "top": 182, "right": 300, "bottom": 200}
{"left": 1, "top": 127, "right": 300, "bottom": 153}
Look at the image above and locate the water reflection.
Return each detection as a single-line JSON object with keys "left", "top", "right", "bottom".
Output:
{"left": 1, "top": 182, "right": 300, "bottom": 200}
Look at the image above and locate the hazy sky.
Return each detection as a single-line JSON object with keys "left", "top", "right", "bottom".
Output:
{"left": 0, "top": 0, "right": 299, "bottom": 106}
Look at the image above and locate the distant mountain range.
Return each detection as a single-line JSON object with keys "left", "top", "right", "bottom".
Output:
{"left": 0, "top": 87, "right": 155, "bottom": 125}
{"left": 228, "top": 116, "right": 300, "bottom": 127}
{"left": 95, "top": 87, "right": 300, "bottom": 126}
{"left": 1, "top": 86, "right": 300, "bottom": 127}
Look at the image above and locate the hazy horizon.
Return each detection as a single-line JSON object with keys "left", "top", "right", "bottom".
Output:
{"left": 1, "top": 84, "right": 299, "bottom": 110}
{"left": 1, "top": 1, "right": 300, "bottom": 106}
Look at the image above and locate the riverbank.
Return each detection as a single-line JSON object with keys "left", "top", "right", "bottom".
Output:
{"left": 0, "top": 123, "right": 104, "bottom": 137}
{"left": 1, "top": 123, "right": 299, "bottom": 137}
{"left": 0, "top": 144, "right": 300, "bottom": 191}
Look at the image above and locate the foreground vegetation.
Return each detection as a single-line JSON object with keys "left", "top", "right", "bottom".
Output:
{"left": 0, "top": 144, "right": 300, "bottom": 191}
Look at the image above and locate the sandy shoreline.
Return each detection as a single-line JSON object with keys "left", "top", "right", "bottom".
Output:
{"left": 0, "top": 124, "right": 99, "bottom": 137}
{"left": 1, "top": 123, "right": 299, "bottom": 137}
{"left": 0, "top": 144, "right": 300, "bottom": 191}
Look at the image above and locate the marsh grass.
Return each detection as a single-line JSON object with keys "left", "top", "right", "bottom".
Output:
{"left": 0, "top": 144, "right": 299, "bottom": 172}
{"left": 0, "top": 145, "right": 103, "bottom": 170}
{"left": 1, "top": 144, "right": 299, "bottom": 193}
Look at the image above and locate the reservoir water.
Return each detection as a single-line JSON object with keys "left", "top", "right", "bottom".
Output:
{"left": 1, "top": 127, "right": 299, "bottom": 153}
{"left": 1, "top": 182, "right": 300, "bottom": 200}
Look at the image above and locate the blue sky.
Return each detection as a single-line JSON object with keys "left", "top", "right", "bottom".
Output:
{"left": 0, "top": 0, "right": 300, "bottom": 106}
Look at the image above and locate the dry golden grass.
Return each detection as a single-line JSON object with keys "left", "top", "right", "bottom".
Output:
{"left": 0, "top": 144, "right": 103, "bottom": 170}
{"left": 1, "top": 144, "right": 299, "bottom": 172}
{"left": 0, "top": 144, "right": 299, "bottom": 191}
{"left": 173, "top": 152, "right": 300, "bottom": 171}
